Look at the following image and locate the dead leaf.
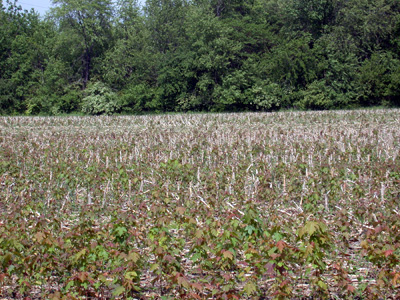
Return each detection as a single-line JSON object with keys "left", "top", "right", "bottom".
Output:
{"left": 223, "top": 250, "right": 233, "bottom": 260}
{"left": 277, "top": 240, "right": 286, "bottom": 253}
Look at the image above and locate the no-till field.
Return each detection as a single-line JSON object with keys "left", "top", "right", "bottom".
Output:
{"left": 1, "top": 110, "right": 400, "bottom": 299}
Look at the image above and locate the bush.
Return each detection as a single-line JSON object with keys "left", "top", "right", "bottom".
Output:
{"left": 245, "top": 82, "right": 282, "bottom": 111}
{"left": 357, "top": 52, "right": 400, "bottom": 107}
{"left": 296, "top": 80, "right": 336, "bottom": 110}
{"left": 81, "top": 81, "right": 121, "bottom": 115}
{"left": 295, "top": 80, "right": 357, "bottom": 110}
{"left": 120, "top": 84, "right": 161, "bottom": 113}
{"left": 57, "top": 88, "right": 82, "bottom": 114}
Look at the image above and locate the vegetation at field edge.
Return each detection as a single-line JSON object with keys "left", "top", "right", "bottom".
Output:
{"left": 1, "top": 0, "right": 400, "bottom": 115}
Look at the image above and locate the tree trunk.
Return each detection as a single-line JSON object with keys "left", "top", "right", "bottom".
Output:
{"left": 82, "top": 47, "right": 92, "bottom": 89}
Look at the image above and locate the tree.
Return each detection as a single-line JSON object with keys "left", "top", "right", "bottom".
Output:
{"left": 336, "top": 0, "right": 399, "bottom": 58}
{"left": 101, "top": 0, "right": 158, "bottom": 113}
{"left": 50, "top": 0, "right": 114, "bottom": 88}
{"left": 1, "top": 0, "right": 400, "bottom": 114}
{"left": 192, "top": 0, "right": 254, "bottom": 18}
{"left": 144, "top": 0, "right": 187, "bottom": 54}
{"left": 357, "top": 51, "right": 400, "bottom": 106}
{"left": 0, "top": 0, "right": 51, "bottom": 114}
{"left": 102, "top": 0, "right": 154, "bottom": 89}
{"left": 163, "top": 3, "right": 243, "bottom": 111}
{"left": 290, "top": 0, "right": 337, "bottom": 38}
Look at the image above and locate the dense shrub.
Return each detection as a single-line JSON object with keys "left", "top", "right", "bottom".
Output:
{"left": 357, "top": 52, "right": 400, "bottom": 107}
{"left": 81, "top": 81, "right": 121, "bottom": 115}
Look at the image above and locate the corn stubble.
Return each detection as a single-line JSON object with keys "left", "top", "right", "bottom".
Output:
{"left": 0, "top": 110, "right": 399, "bottom": 299}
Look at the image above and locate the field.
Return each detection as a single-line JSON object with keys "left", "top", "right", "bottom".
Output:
{"left": 1, "top": 110, "right": 400, "bottom": 299}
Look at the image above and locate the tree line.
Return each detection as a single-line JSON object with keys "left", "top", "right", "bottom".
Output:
{"left": 1, "top": 0, "right": 399, "bottom": 115}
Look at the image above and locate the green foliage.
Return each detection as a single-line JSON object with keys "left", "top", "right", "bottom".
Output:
{"left": 263, "top": 34, "right": 318, "bottom": 90}
{"left": 144, "top": 0, "right": 187, "bottom": 54}
{"left": 0, "top": 2, "right": 49, "bottom": 114}
{"left": 213, "top": 70, "right": 247, "bottom": 111}
{"left": 119, "top": 83, "right": 159, "bottom": 113}
{"left": 337, "top": 0, "right": 399, "bottom": 57}
{"left": 298, "top": 0, "right": 337, "bottom": 33}
{"left": 1, "top": 0, "right": 400, "bottom": 114}
{"left": 50, "top": 0, "right": 114, "bottom": 88}
{"left": 81, "top": 81, "right": 121, "bottom": 115}
{"left": 102, "top": 1, "right": 154, "bottom": 90}
{"left": 296, "top": 80, "right": 335, "bottom": 110}
{"left": 357, "top": 51, "right": 400, "bottom": 106}
{"left": 245, "top": 81, "right": 282, "bottom": 110}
